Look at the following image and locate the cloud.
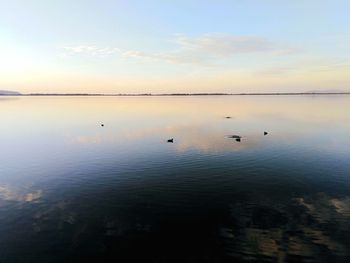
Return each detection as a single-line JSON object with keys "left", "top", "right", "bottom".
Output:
{"left": 61, "top": 45, "right": 120, "bottom": 56}
{"left": 122, "top": 34, "right": 299, "bottom": 65}
{"left": 60, "top": 34, "right": 298, "bottom": 65}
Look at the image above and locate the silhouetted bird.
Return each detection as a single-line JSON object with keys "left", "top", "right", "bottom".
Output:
{"left": 101, "top": 124, "right": 104, "bottom": 127}
{"left": 264, "top": 131, "right": 268, "bottom": 135}
{"left": 227, "top": 135, "right": 241, "bottom": 142}
{"left": 225, "top": 116, "right": 231, "bottom": 119}
{"left": 228, "top": 135, "right": 241, "bottom": 139}
{"left": 167, "top": 138, "right": 174, "bottom": 143}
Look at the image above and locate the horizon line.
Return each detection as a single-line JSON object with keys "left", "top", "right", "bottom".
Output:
{"left": 2, "top": 92, "right": 350, "bottom": 96}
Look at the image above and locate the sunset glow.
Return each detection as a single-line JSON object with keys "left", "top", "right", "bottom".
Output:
{"left": 1, "top": 0, "right": 349, "bottom": 94}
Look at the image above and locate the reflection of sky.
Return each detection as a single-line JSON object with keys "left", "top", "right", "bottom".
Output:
{"left": 1, "top": 96, "right": 350, "bottom": 261}
{"left": 225, "top": 193, "right": 350, "bottom": 259}
{"left": 1, "top": 96, "right": 350, "bottom": 146}
{"left": 0, "top": 185, "right": 42, "bottom": 203}
{"left": 1, "top": 96, "right": 350, "bottom": 184}
{"left": 58, "top": 95, "right": 350, "bottom": 152}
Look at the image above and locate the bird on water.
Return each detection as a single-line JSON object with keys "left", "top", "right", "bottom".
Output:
{"left": 227, "top": 135, "right": 242, "bottom": 142}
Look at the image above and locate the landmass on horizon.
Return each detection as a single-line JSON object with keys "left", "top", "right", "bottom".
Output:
{"left": 1, "top": 90, "right": 349, "bottom": 96}
{"left": 0, "top": 90, "right": 22, "bottom": 96}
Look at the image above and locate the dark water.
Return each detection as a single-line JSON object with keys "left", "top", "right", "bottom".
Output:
{"left": 1, "top": 96, "right": 350, "bottom": 262}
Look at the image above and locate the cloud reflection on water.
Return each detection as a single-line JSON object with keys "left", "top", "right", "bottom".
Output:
{"left": 224, "top": 193, "right": 350, "bottom": 260}
{"left": 68, "top": 123, "right": 268, "bottom": 153}
{"left": 1, "top": 96, "right": 350, "bottom": 262}
{"left": 0, "top": 185, "right": 42, "bottom": 203}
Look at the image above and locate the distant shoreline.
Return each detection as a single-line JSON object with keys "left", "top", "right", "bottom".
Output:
{"left": 1, "top": 92, "right": 350, "bottom": 97}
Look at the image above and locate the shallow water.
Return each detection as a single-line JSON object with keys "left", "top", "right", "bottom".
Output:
{"left": 0, "top": 95, "right": 350, "bottom": 262}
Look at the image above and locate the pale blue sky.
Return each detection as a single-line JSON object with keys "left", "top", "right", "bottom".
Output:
{"left": 0, "top": 0, "right": 349, "bottom": 93}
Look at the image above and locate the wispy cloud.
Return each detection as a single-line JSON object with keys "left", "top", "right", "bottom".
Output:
{"left": 122, "top": 34, "right": 299, "bottom": 65}
{"left": 60, "top": 34, "right": 299, "bottom": 65}
{"left": 61, "top": 45, "right": 120, "bottom": 56}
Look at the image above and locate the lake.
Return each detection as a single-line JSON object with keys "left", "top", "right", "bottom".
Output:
{"left": 0, "top": 95, "right": 350, "bottom": 262}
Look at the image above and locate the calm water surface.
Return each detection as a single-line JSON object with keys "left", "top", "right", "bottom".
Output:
{"left": 0, "top": 96, "right": 350, "bottom": 262}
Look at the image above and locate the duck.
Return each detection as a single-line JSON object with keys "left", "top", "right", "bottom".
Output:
{"left": 167, "top": 138, "right": 174, "bottom": 143}
{"left": 228, "top": 135, "right": 241, "bottom": 139}
{"left": 264, "top": 131, "right": 268, "bottom": 135}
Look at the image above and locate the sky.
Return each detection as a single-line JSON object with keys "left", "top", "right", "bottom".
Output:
{"left": 0, "top": 0, "right": 349, "bottom": 94}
